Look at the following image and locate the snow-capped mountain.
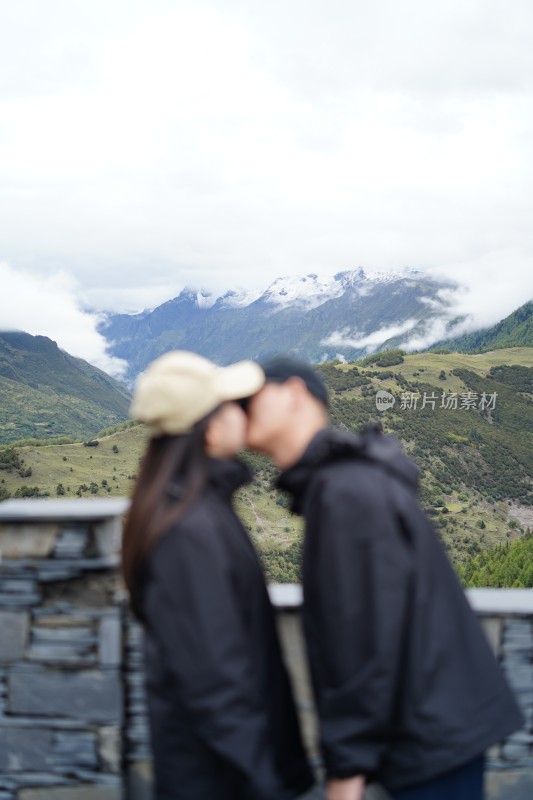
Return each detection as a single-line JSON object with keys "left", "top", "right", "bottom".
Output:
{"left": 259, "top": 273, "right": 346, "bottom": 310}
{"left": 214, "top": 288, "right": 262, "bottom": 309}
{"left": 244, "top": 268, "right": 423, "bottom": 312}
{"left": 99, "top": 268, "right": 461, "bottom": 381}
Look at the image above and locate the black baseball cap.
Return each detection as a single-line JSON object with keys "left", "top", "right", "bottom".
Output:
{"left": 260, "top": 356, "right": 329, "bottom": 408}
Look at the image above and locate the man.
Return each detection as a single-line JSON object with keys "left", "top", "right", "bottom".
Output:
{"left": 246, "top": 356, "right": 524, "bottom": 800}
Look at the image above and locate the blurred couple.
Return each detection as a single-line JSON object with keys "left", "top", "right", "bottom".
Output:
{"left": 121, "top": 351, "right": 523, "bottom": 800}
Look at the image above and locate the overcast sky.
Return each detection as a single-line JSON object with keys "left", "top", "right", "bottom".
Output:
{"left": 1, "top": 0, "right": 532, "bottom": 372}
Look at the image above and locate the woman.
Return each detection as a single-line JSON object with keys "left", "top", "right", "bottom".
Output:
{"left": 121, "top": 351, "right": 314, "bottom": 800}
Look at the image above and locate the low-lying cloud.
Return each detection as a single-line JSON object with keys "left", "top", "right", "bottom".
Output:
{"left": 0, "top": 262, "right": 127, "bottom": 378}
{"left": 323, "top": 319, "right": 419, "bottom": 352}
{"left": 322, "top": 251, "right": 533, "bottom": 355}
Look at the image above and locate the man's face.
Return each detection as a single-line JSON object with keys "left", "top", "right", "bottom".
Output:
{"left": 245, "top": 382, "right": 293, "bottom": 452}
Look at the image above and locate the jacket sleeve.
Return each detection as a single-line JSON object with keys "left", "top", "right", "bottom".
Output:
{"left": 142, "top": 521, "right": 288, "bottom": 800}
{"left": 303, "top": 472, "right": 413, "bottom": 780}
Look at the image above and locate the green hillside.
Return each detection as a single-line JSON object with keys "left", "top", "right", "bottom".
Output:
{"left": 431, "top": 300, "right": 533, "bottom": 353}
{"left": 459, "top": 533, "right": 533, "bottom": 588}
{"left": 0, "top": 332, "right": 131, "bottom": 444}
{"left": 1, "top": 347, "right": 531, "bottom": 583}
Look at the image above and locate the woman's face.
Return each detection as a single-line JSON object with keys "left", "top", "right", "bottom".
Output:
{"left": 204, "top": 401, "right": 248, "bottom": 458}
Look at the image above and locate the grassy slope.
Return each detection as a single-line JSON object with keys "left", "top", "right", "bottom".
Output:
{"left": 328, "top": 348, "right": 533, "bottom": 566}
{"left": 0, "top": 375, "right": 130, "bottom": 444}
{"left": 0, "top": 332, "right": 131, "bottom": 444}
{"left": 1, "top": 348, "right": 531, "bottom": 581}
{"left": 0, "top": 425, "right": 147, "bottom": 498}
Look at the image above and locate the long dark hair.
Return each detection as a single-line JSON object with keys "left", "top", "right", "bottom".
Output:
{"left": 121, "top": 413, "right": 214, "bottom": 623}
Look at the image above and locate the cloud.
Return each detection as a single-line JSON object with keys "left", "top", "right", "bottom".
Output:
{"left": 323, "top": 319, "right": 419, "bottom": 352}
{"left": 427, "top": 251, "right": 533, "bottom": 330}
{"left": 3, "top": 5, "right": 531, "bottom": 367}
{"left": 322, "top": 249, "right": 533, "bottom": 354}
{"left": 0, "top": 1, "right": 532, "bottom": 321}
{"left": 394, "top": 252, "right": 533, "bottom": 351}
{"left": 0, "top": 262, "right": 128, "bottom": 377}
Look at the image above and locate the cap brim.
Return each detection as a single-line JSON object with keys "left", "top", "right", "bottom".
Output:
{"left": 215, "top": 361, "right": 265, "bottom": 402}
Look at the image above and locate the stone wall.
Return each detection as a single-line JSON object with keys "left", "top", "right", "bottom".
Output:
{"left": 0, "top": 500, "right": 127, "bottom": 800}
{"left": 1, "top": 500, "right": 533, "bottom": 800}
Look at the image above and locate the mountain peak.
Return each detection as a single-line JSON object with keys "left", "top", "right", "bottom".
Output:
{"left": 260, "top": 273, "right": 345, "bottom": 311}
{"left": 333, "top": 268, "right": 368, "bottom": 289}
{"left": 176, "top": 287, "right": 216, "bottom": 309}
{"left": 215, "top": 288, "right": 262, "bottom": 309}
{"left": 100, "top": 267, "right": 497, "bottom": 379}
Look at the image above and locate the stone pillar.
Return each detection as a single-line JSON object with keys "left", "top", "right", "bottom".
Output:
{"left": 0, "top": 500, "right": 128, "bottom": 800}
{"left": 484, "top": 616, "right": 533, "bottom": 799}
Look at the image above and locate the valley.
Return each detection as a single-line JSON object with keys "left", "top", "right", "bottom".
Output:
{"left": 2, "top": 347, "right": 531, "bottom": 585}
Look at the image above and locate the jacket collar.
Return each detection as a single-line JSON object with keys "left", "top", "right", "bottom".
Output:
{"left": 166, "top": 456, "right": 252, "bottom": 502}
{"left": 277, "top": 423, "right": 419, "bottom": 513}
{"left": 206, "top": 456, "right": 253, "bottom": 496}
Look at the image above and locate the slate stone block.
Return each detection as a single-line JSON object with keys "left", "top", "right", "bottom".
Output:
{"left": 52, "top": 731, "right": 98, "bottom": 769}
{"left": 27, "top": 645, "right": 96, "bottom": 666}
{"left": 0, "top": 525, "right": 59, "bottom": 558}
{"left": 481, "top": 617, "right": 502, "bottom": 653}
{"left": 36, "top": 567, "right": 83, "bottom": 583}
{"left": 502, "top": 739, "right": 531, "bottom": 760}
{"left": 93, "top": 518, "right": 122, "bottom": 559}
{"left": 126, "top": 720, "right": 150, "bottom": 746}
{"left": 19, "top": 788, "right": 120, "bottom": 800}
{"left": 487, "top": 769, "right": 533, "bottom": 800}
{"left": 0, "top": 727, "right": 53, "bottom": 772}
{"left": 126, "top": 760, "right": 153, "bottom": 800}
{"left": 126, "top": 672, "right": 146, "bottom": 688}
{"left": 4, "top": 774, "right": 75, "bottom": 788}
{"left": 98, "top": 616, "right": 121, "bottom": 667}
{"left": 32, "top": 625, "right": 95, "bottom": 644}
{"left": 0, "top": 591, "right": 41, "bottom": 607}
{"left": 7, "top": 665, "right": 123, "bottom": 723}
{"left": 32, "top": 614, "right": 91, "bottom": 627}
{"left": 503, "top": 664, "right": 533, "bottom": 691}
{"left": 53, "top": 528, "right": 90, "bottom": 559}
{"left": 0, "top": 579, "right": 38, "bottom": 594}
{"left": 0, "top": 611, "right": 29, "bottom": 662}
{"left": 98, "top": 726, "right": 121, "bottom": 773}
{"left": 27, "top": 624, "right": 96, "bottom": 663}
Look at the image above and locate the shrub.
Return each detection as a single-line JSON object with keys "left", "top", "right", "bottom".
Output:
{"left": 14, "top": 486, "right": 45, "bottom": 498}
{"left": 0, "top": 448, "right": 23, "bottom": 472}
{"left": 360, "top": 349, "right": 405, "bottom": 368}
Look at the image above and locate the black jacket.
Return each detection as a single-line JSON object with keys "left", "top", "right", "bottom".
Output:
{"left": 137, "top": 458, "right": 314, "bottom": 800}
{"left": 277, "top": 424, "right": 524, "bottom": 792}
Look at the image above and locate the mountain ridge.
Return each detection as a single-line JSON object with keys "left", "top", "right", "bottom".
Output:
{"left": 99, "top": 268, "right": 460, "bottom": 380}
{"left": 0, "top": 331, "right": 131, "bottom": 444}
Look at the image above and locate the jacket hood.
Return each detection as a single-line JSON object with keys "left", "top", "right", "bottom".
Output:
{"left": 277, "top": 423, "right": 419, "bottom": 511}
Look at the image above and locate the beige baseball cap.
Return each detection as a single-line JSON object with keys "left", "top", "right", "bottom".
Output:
{"left": 130, "top": 350, "right": 265, "bottom": 436}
